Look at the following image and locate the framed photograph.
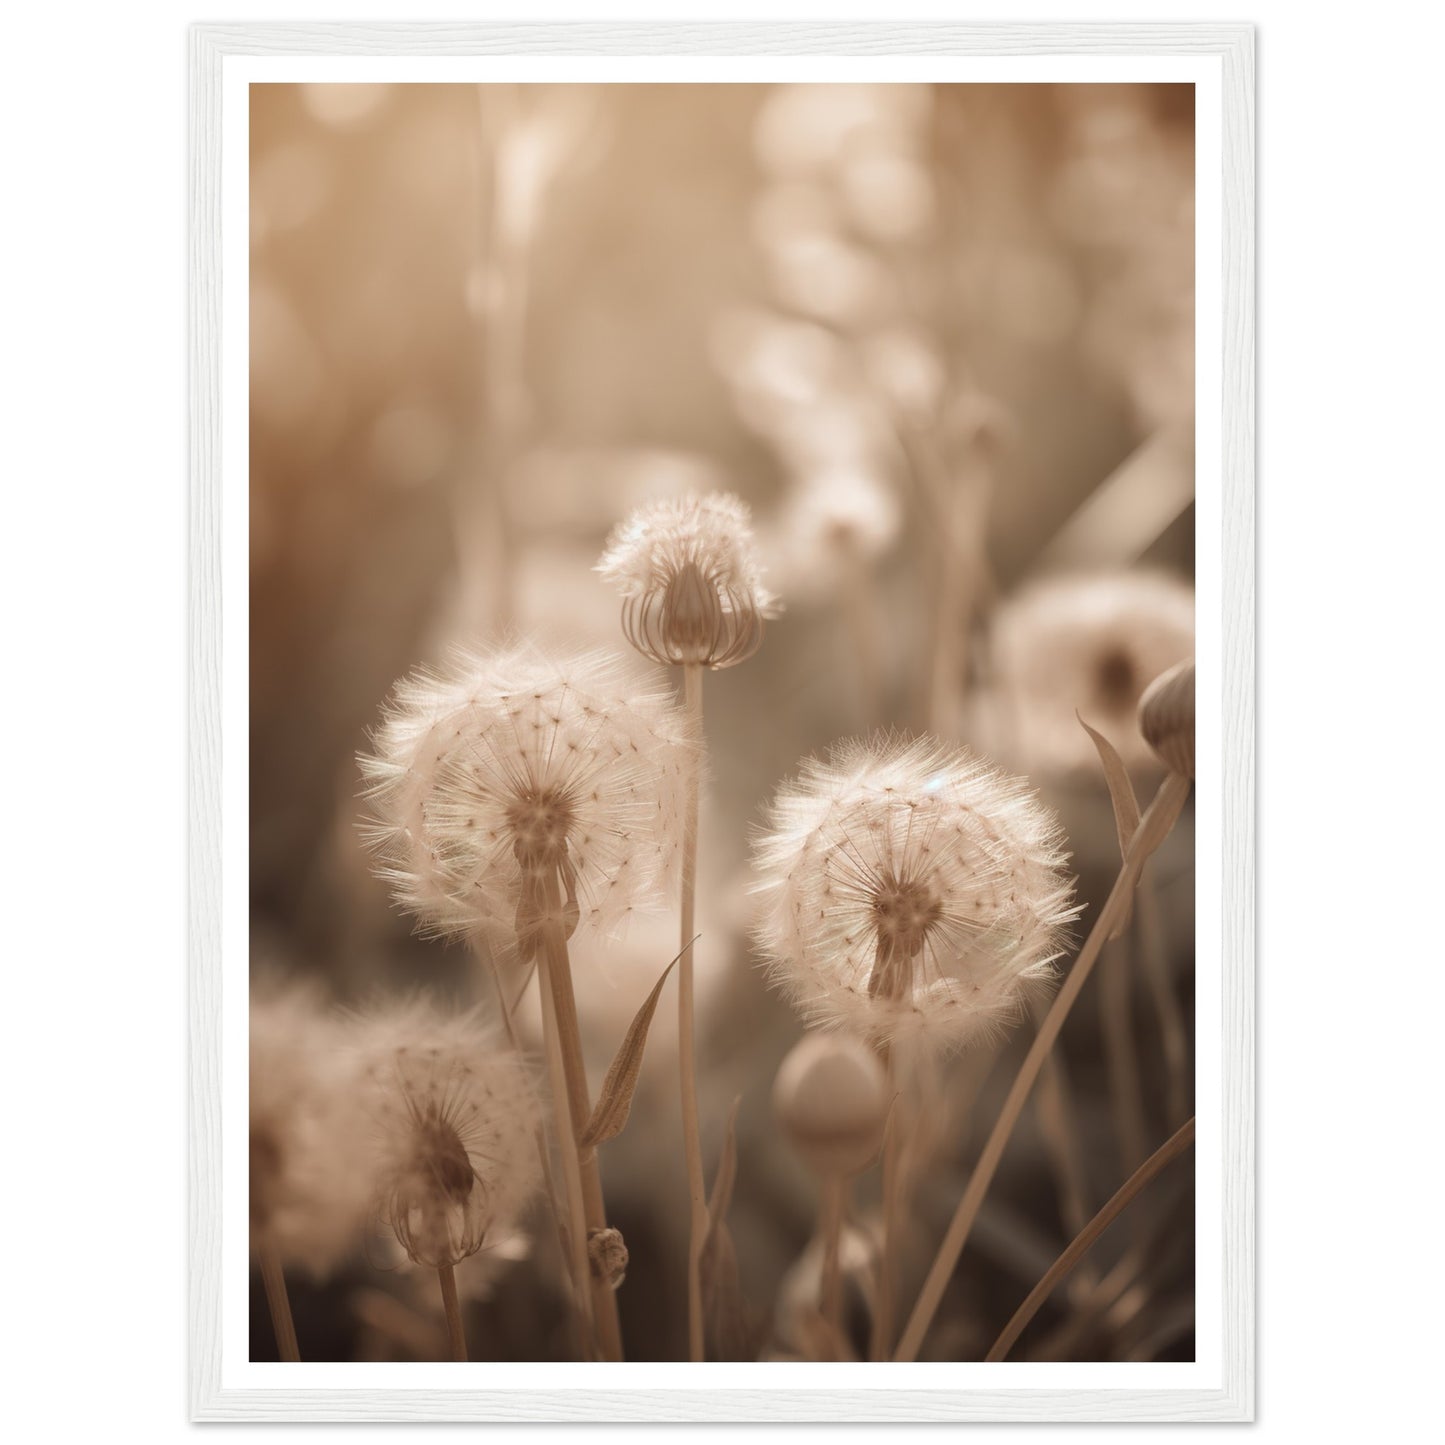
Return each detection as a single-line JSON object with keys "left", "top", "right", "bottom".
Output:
{"left": 190, "top": 21, "right": 1254, "bottom": 1423}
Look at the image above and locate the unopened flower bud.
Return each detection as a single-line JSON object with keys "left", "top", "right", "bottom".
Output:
{"left": 773, "top": 1032, "right": 888, "bottom": 1178}
{"left": 589, "top": 1226, "right": 628, "bottom": 1290}
{"left": 1138, "top": 658, "right": 1195, "bottom": 779}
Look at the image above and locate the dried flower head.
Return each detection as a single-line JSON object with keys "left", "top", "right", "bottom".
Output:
{"left": 752, "top": 736, "right": 1078, "bottom": 1054}
{"left": 1138, "top": 657, "right": 1195, "bottom": 779}
{"left": 983, "top": 570, "right": 1194, "bottom": 775}
{"left": 360, "top": 645, "right": 696, "bottom": 946}
{"left": 250, "top": 980, "right": 372, "bottom": 1277}
{"left": 774, "top": 470, "right": 901, "bottom": 603}
{"left": 596, "top": 493, "right": 780, "bottom": 668}
{"left": 357, "top": 1001, "right": 542, "bottom": 1270}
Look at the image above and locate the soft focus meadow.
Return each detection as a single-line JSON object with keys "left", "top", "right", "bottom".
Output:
{"left": 249, "top": 81, "right": 1197, "bottom": 1366}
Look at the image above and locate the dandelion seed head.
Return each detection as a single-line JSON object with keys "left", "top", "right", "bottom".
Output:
{"left": 751, "top": 735, "right": 1079, "bottom": 1055}
{"left": 250, "top": 979, "right": 371, "bottom": 1277}
{"left": 773, "top": 470, "right": 901, "bottom": 602}
{"left": 982, "top": 571, "right": 1195, "bottom": 775}
{"left": 359, "top": 644, "right": 696, "bottom": 945}
{"left": 596, "top": 493, "right": 780, "bottom": 668}
{"left": 355, "top": 1000, "right": 542, "bottom": 1270}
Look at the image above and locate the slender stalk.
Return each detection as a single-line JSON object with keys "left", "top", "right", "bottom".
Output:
{"left": 537, "top": 871, "right": 625, "bottom": 1362}
{"left": 476, "top": 937, "right": 576, "bottom": 1313}
{"left": 869, "top": 1045, "right": 904, "bottom": 1361}
{"left": 819, "top": 1174, "right": 849, "bottom": 1342}
{"left": 438, "top": 1263, "right": 468, "bottom": 1362}
{"left": 985, "top": 1117, "right": 1196, "bottom": 1361}
{"left": 535, "top": 943, "right": 596, "bottom": 1357}
{"left": 894, "top": 769, "right": 1192, "bottom": 1362}
{"left": 678, "top": 659, "right": 708, "bottom": 1362}
{"left": 258, "top": 1241, "right": 299, "bottom": 1363}
{"left": 1033, "top": 1048, "right": 1097, "bottom": 1297}
{"left": 1136, "top": 864, "right": 1191, "bottom": 1126}
{"left": 1100, "top": 932, "right": 1149, "bottom": 1176}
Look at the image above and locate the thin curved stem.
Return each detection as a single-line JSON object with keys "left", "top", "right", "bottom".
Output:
{"left": 869, "top": 1045, "right": 904, "bottom": 1361}
{"left": 537, "top": 874, "right": 624, "bottom": 1361}
{"left": 679, "top": 660, "right": 708, "bottom": 1362}
{"left": 986, "top": 1116, "right": 1196, "bottom": 1361}
{"left": 894, "top": 769, "right": 1192, "bottom": 1362}
{"left": 438, "top": 1263, "right": 468, "bottom": 1362}
{"left": 475, "top": 936, "right": 582, "bottom": 1346}
{"left": 1137, "top": 863, "right": 1191, "bottom": 1126}
{"left": 259, "top": 1241, "right": 299, "bottom": 1362}
{"left": 536, "top": 943, "right": 596, "bottom": 1357}
{"left": 819, "top": 1174, "right": 849, "bottom": 1342}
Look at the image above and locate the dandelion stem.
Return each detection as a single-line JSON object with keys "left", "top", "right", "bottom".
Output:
{"left": 536, "top": 939, "right": 598, "bottom": 1358}
{"left": 476, "top": 937, "right": 587, "bottom": 1356}
{"left": 1137, "top": 864, "right": 1191, "bottom": 1126}
{"left": 676, "top": 660, "right": 708, "bottom": 1363}
{"left": 1034, "top": 1046, "right": 1097, "bottom": 1295}
{"left": 537, "top": 870, "right": 625, "bottom": 1362}
{"left": 1100, "top": 932, "right": 1149, "bottom": 1176}
{"left": 259, "top": 1241, "right": 299, "bottom": 1363}
{"left": 893, "top": 768, "right": 1192, "bottom": 1362}
{"left": 819, "top": 1173, "right": 849, "bottom": 1343}
{"left": 869, "top": 1045, "right": 904, "bottom": 1361}
{"left": 985, "top": 1117, "right": 1196, "bottom": 1361}
{"left": 438, "top": 1263, "right": 468, "bottom": 1362}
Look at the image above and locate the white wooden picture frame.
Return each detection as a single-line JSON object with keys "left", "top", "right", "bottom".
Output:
{"left": 190, "top": 21, "right": 1254, "bottom": 1422}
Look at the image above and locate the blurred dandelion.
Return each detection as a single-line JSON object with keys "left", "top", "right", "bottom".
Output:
{"left": 356, "top": 1001, "right": 542, "bottom": 1359}
{"left": 250, "top": 980, "right": 372, "bottom": 1361}
{"left": 981, "top": 571, "right": 1195, "bottom": 776}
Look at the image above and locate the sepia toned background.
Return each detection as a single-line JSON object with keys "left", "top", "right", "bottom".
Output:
{"left": 250, "top": 80, "right": 1196, "bottom": 1364}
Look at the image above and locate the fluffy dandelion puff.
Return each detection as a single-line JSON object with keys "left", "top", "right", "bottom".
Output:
{"left": 359, "top": 644, "right": 696, "bottom": 945}
{"left": 752, "top": 736, "right": 1079, "bottom": 1055}
{"left": 250, "top": 979, "right": 372, "bottom": 1277}
{"left": 596, "top": 492, "right": 781, "bottom": 668}
{"left": 356, "top": 1001, "right": 542, "bottom": 1270}
{"left": 773, "top": 470, "right": 901, "bottom": 603}
{"left": 983, "top": 570, "right": 1194, "bottom": 775}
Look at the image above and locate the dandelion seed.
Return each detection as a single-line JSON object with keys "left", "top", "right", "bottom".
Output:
{"left": 596, "top": 493, "right": 780, "bottom": 668}
{"left": 359, "top": 644, "right": 695, "bottom": 946}
{"left": 751, "top": 735, "right": 1079, "bottom": 1056}
{"left": 356, "top": 1001, "right": 542, "bottom": 1270}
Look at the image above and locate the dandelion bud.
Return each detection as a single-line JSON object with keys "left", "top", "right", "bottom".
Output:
{"left": 596, "top": 493, "right": 780, "bottom": 668}
{"left": 774, "top": 1032, "right": 888, "bottom": 1178}
{"left": 752, "top": 736, "right": 1079, "bottom": 1055}
{"left": 1138, "top": 657, "right": 1195, "bottom": 779}
{"left": 589, "top": 1226, "right": 629, "bottom": 1289}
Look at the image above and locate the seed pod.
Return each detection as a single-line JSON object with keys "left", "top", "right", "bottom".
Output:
{"left": 588, "top": 1227, "right": 629, "bottom": 1290}
{"left": 773, "top": 1032, "right": 889, "bottom": 1178}
{"left": 1138, "top": 658, "right": 1195, "bottom": 779}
